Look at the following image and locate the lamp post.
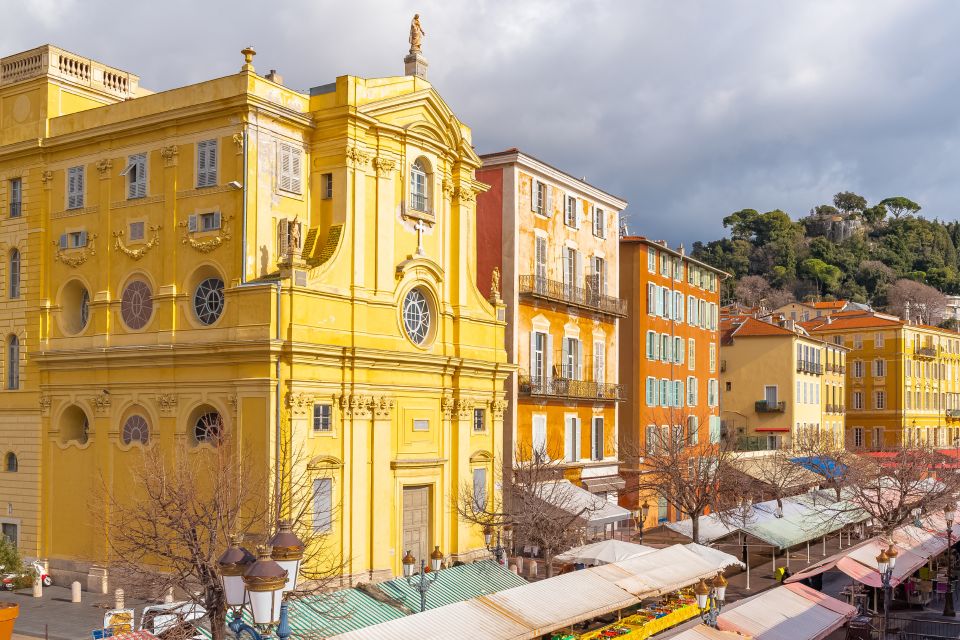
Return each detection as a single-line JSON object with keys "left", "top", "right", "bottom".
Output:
{"left": 876, "top": 543, "right": 898, "bottom": 638}
{"left": 403, "top": 546, "right": 444, "bottom": 613}
{"left": 693, "top": 573, "right": 728, "bottom": 628}
{"left": 634, "top": 500, "right": 650, "bottom": 544}
{"left": 483, "top": 525, "right": 511, "bottom": 565}
{"left": 944, "top": 506, "right": 956, "bottom": 618}
{"left": 737, "top": 498, "right": 753, "bottom": 590}
{"left": 218, "top": 521, "right": 305, "bottom": 640}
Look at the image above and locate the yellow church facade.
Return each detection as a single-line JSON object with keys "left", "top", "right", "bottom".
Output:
{"left": 0, "top": 44, "right": 508, "bottom": 588}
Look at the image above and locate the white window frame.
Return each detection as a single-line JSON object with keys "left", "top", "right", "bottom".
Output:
{"left": 593, "top": 206, "right": 605, "bottom": 238}
{"left": 565, "top": 195, "right": 578, "bottom": 228}
{"left": 312, "top": 403, "right": 332, "bottom": 432}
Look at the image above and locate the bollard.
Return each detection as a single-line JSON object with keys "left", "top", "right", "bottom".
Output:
{"left": 514, "top": 556, "right": 523, "bottom": 573}
{"left": 32, "top": 580, "right": 42, "bottom": 598}
{"left": 510, "top": 564, "right": 519, "bottom": 575}
{"left": 71, "top": 581, "right": 82, "bottom": 603}
{"left": 164, "top": 587, "right": 174, "bottom": 604}
{"left": 114, "top": 588, "right": 125, "bottom": 610}
{"left": 527, "top": 560, "right": 538, "bottom": 579}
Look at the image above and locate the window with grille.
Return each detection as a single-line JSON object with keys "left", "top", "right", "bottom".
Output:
{"left": 410, "top": 159, "right": 428, "bottom": 212}
{"left": 313, "top": 404, "right": 332, "bottom": 432}
{"left": 7, "top": 335, "right": 19, "bottom": 390}
{"left": 120, "top": 280, "right": 153, "bottom": 330}
{"left": 196, "top": 139, "right": 218, "bottom": 188}
{"left": 277, "top": 143, "right": 303, "bottom": 194}
{"left": 122, "top": 415, "right": 150, "bottom": 445}
{"left": 123, "top": 153, "right": 147, "bottom": 199}
{"left": 322, "top": 173, "right": 333, "bottom": 199}
{"left": 473, "top": 408, "right": 485, "bottom": 432}
{"left": 9, "top": 179, "right": 21, "bottom": 218}
{"left": 193, "top": 411, "right": 223, "bottom": 445}
{"left": 67, "top": 166, "right": 85, "bottom": 209}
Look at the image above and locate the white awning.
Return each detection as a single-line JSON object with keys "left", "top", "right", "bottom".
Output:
{"left": 555, "top": 539, "right": 656, "bottom": 565}
{"left": 536, "top": 480, "right": 632, "bottom": 527}
{"left": 718, "top": 583, "right": 856, "bottom": 640}
{"left": 667, "top": 626, "right": 750, "bottom": 640}
{"left": 611, "top": 544, "right": 745, "bottom": 597}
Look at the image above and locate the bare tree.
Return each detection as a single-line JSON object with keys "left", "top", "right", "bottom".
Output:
{"left": 727, "top": 450, "right": 819, "bottom": 516}
{"left": 457, "top": 444, "right": 601, "bottom": 577}
{"left": 840, "top": 444, "right": 960, "bottom": 536}
{"left": 100, "top": 433, "right": 343, "bottom": 640}
{"left": 794, "top": 432, "right": 857, "bottom": 502}
{"left": 623, "top": 408, "right": 739, "bottom": 544}
{"left": 733, "top": 275, "right": 795, "bottom": 310}
{"left": 886, "top": 278, "right": 947, "bottom": 325}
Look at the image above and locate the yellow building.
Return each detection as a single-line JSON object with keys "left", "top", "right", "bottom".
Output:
{"left": 719, "top": 316, "right": 847, "bottom": 450}
{"left": 0, "top": 43, "right": 508, "bottom": 588}
{"left": 804, "top": 310, "right": 960, "bottom": 449}
{"left": 475, "top": 150, "right": 627, "bottom": 500}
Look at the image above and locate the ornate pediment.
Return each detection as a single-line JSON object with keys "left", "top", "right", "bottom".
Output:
{"left": 395, "top": 255, "right": 444, "bottom": 283}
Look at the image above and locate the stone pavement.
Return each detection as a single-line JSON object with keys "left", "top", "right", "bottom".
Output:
{"left": 1, "top": 585, "right": 150, "bottom": 640}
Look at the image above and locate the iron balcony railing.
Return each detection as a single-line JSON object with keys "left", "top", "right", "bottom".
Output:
{"left": 947, "top": 409, "right": 960, "bottom": 419}
{"left": 916, "top": 346, "right": 938, "bottom": 358}
{"left": 518, "top": 372, "right": 622, "bottom": 402}
{"left": 796, "top": 360, "right": 823, "bottom": 375}
{"left": 518, "top": 275, "right": 627, "bottom": 317}
{"left": 734, "top": 435, "right": 789, "bottom": 452}
{"left": 755, "top": 400, "right": 786, "bottom": 413}
{"left": 826, "top": 363, "right": 845, "bottom": 374}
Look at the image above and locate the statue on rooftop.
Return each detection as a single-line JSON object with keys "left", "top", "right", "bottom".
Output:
{"left": 409, "top": 14, "right": 426, "bottom": 54}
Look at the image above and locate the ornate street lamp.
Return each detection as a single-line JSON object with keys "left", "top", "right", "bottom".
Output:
{"left": 217, "top": 535, "right": 254, "bottom": 609}
{"left": 694, "top": 572, "right": 728, "bottom": 628}
{"left": 876, "top": 544, "right": 898, "bottom": 637}
{"left": 483, "top": 524, "right": 511, "bottom": 565}
{"left": 222, "top": 545, "right": 292, "bottom": 640}
{"left": 634, "top": 500, "right": 650, "bottom": 543}
{"left": 269, "top": 520, "right": 305, "bottom": 595}
{"left": 403, "top": 546, "right": 444, "bottom": 612}
{"left": 945, "top": 506, "right": 956, "bottom": 618}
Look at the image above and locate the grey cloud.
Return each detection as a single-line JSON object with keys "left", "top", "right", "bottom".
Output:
{"left": 4, "top": 0, "right": 960, "bottom": 243}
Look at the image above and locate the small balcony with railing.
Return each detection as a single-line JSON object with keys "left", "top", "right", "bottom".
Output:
{"left": 518, "top": 371, "right": 622, "bottom": 402}
{"left": 796, "top": 360, "right": 823, "bottom": 375}
{"left": 518, "top": 275, "right": 627, "bottom": 318}
{"left": 733, "top": 435, "right": 790, "bottom": 452}
{"left": 825, "top": 362, "right": 845, "bottom": 374}
{"left": 755, "top": 400, "right": 786, "bottom": 413}
{"left": 915, "top": 345, "right": 938, "bottom": 359}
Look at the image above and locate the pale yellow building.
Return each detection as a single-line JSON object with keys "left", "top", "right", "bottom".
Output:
{"left": 804, "top": 310, "right": 960, "bottom": 449}
{"left": 0, "top": 43, "right": 508, "bottom": 588}
{"left": 719, "top": 316, "right": 846, "bottom": 450}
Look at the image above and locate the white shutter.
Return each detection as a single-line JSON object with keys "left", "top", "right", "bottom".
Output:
{"left": 576, "top": 340, "right": 583, "bottom": 381}
{"left": 546, "top": 185, "right": 553, "bottom": 216}
{"left": 78, "top": 231, "right": 88, "bottom": 247}
{"left": 575, "top": 251, "right": 583, "bottom": 291}
{"left": 601, "top": 259, "right": 607, "bottom": 296}
{"left": 561, "top": 338, "right": 570, "bottom": 379}
{"left": 135, "top": 154, "right": 147, "bottom": 198}
{"left": 594, "top": 341, "right": 605, "bottom": 384}
{"left": 312, "top": 478, "right": 332, "bottom": 532}
{"left": 591, "top": 420, "right": 599, "bottom": 461}
{"left": 278, "top": 144, "right": 292, "bottom": 192}
{"left": 530, "top": 179, "right": 538, "bottom": 212}
{"left": 59, "top": 234, "right": 67, "bottom": 249}
{"left": 188, "top": 215, "right": 198, "bottom": 232}
{"left": 198, "top": 139, "right": 218, "bottom": 187}
{"left": 212, "top": 211, "right": 221, "bottom": 229}
{"left": 290, "top": 147, "right": 302, "bottom": 194}
{"left": 529, "top": 331, "right": 537, "bottom": 380}
{"left": 532, "top": 416, "right": 547, "bottom": 459}
{"left": 565, "top": 417, "right": 574, "bottom": 462}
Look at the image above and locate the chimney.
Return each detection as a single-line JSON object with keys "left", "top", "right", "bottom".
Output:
{"left": 265, "top": 69, "right": 284, "bottom": 85}
{"left": 905, "top": 301, "right": 911, "bottom": 324}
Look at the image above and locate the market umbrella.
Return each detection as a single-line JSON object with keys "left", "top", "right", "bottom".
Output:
{"left": 555, "top": 539, "right": 656, "bottom": 565}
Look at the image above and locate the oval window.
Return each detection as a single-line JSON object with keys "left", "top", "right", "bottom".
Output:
{"left": 193, "top": 277, "right": 225, "bottom": 326}
{"left": 402, "top": 288, "right": 431, "bottom": 345}
{"left": 121, "top": 280, "right": 153, "bottom": 330}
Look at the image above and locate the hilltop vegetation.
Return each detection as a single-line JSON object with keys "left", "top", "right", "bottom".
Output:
{"left": 691, "top": 192, "right": 960, "bottom": 319}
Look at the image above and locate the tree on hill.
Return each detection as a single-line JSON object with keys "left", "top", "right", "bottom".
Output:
{"left": 800, "top": 258, "right": 842, "bottom": 296}
{"left": 879, "top": 196, "right": 921, "bottom": 219}
{"left": 833, "top": 191, "right": 867, "bottom": 216}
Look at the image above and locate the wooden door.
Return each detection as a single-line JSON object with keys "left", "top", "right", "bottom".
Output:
{"left": 402, "top": 486, "right": 430, "bottom": 566}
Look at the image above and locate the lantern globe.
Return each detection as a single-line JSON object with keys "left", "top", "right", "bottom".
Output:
{"left": 242, "top": 546, "right": 288, "bottom": 625}
{"left": 217, "top": 535, "right": 255, "bottom": 608}
{"left": 483, "top": 525, "right": 493, "bottom": 546}
{"left": 430, "top": 545, "right": 444, "bottom": 572}
{"left": 876, "top": 550, "right": 889, "bottom": 575}
{"left": 712, "top": 573, "right": 728, "bottom": 602}
{"left": 402, "top": 550, "right": 416, "bottom": 578}
{"left": 693, "top": 578, "right": 710, "bottom": 609}
{"left": 269, "top": 520, "right": 305, "bottom": 595}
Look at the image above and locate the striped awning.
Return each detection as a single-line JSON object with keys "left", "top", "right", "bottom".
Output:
{"left": 376, "top": 559, "right": 527, "bottom": 612}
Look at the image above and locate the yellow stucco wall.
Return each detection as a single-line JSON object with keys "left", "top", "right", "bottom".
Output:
{"left": 0, "top": 46, "right": 508, "bottom": 586}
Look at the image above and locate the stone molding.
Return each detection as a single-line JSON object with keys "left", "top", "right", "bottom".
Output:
{"left": 157, "top": 393, "right": 178, "bottom": 415}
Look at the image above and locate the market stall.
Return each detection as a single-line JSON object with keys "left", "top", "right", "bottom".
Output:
{"left": 667, "top": 626, "right": 748, "bottom": 640}
{"left": 550, "top": 587, "right": 700, "bottom": 639}
{"left": 556, "top": 539, "right": 656, "bottom": 566}
{"left": 716, "top": 583, "right": 855, "bottom": 640}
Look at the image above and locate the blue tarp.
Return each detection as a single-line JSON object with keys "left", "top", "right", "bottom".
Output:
{"left": 791, "top": 456, "right": 847, "bottom": 480}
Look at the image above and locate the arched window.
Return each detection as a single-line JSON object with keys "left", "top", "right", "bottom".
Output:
{"left": 122, "top": 414, "right": 150, "bottom": 446}
{"left": 193, "top": 410, "right": 223, "bottom": 446}
{"left": 4, "top": 452, "right": 16, "bottom": 472}
{"left": 409, "top": 158, "right": 428, "bottom": 212}
{"left": 6, "top": 335, "right": 19, "bottom": 390}
{"left": 9, "top": 249, "right": 20, "bottom": 299}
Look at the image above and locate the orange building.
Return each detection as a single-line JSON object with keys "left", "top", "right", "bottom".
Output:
{"left": 476, "top": 149, "right": 628, "bottom": 500}
{"left": 619, "top": 237, "right": 724, "bottom": 523}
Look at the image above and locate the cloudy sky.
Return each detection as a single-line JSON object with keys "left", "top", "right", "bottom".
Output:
{"left": 6, "top": 0, "right": 960, "bottom": 245}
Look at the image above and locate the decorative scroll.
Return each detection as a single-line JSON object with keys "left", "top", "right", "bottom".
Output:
{"left": 53, "top": 234, "right": 97, "bottom": 268}
{"left": 178, "top": 216, "right": 233, "bottom": 253}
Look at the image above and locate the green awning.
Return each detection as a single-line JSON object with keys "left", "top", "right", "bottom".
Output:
{"left": 375, "top": 560, "right": 527, "bottom": 612}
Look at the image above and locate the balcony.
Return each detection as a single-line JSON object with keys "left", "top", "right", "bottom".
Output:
{"left": 518, "top": 275, "right": 627, "bottom": 318}
{"left": 796, "top": 360, "right": 823, "bottom": 375}
{"left": 518, "top": 372, "right": 622, "bottom": 402}
{"left": 734, "top": 435, "right": 789, "bottom": 452}
{"left": 947, "top": 409, "right": 960, "bottom": 419}
{"left": 826, "top": 363, "right": 845, "bottom": 374}
{"left": 916, "top": 346, "right": 937, "bottom": 359}
{"left": 755, "top": 400, "right": 786, "bottom": 413}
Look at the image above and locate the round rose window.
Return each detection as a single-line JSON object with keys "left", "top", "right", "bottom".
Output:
{"left": 194, "top": 277, "right": 225, "bottom": 326}
{"left": 121, "top": 280, "right": 153, "bottom": 330}
{"left": 402, "top": 288, "right": 431, "bottom": 345}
